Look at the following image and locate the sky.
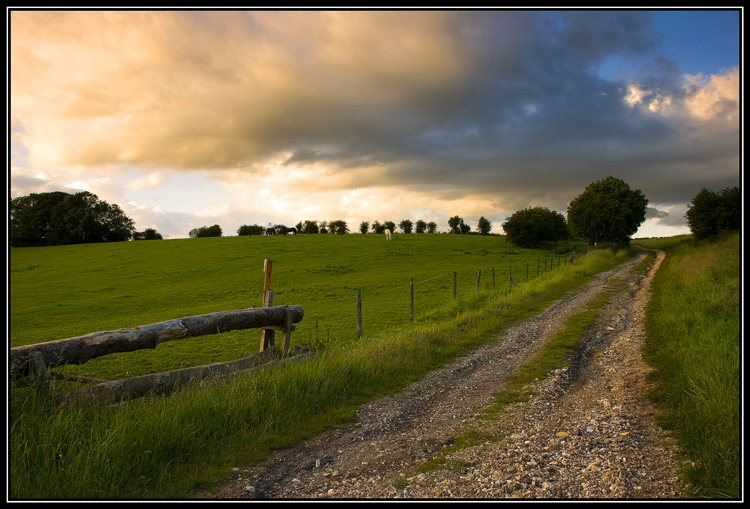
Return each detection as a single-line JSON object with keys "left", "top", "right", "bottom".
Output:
{"left": 8, "top": 8, "right": 742, "bottom": 240}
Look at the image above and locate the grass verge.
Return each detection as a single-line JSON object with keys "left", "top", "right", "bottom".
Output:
{"left": 639, "top": 232, "right": 740, "bottom": 499}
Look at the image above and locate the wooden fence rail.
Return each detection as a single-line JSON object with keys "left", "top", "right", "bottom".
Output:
{"left": 10, "top": 305, "right": 305, "bottom": 383}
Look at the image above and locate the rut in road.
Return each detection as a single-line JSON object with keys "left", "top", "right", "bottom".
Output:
{"left": 201, "top": 252, "right": 652, "bottom": 499}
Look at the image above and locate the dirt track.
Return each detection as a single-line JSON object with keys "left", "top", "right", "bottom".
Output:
{"left": 197, "top": 249, "right": 684, "bottom": 500}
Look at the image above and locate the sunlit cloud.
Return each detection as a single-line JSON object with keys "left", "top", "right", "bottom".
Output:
{"left": 9, "top": 10, "right": 739, "bottom": 239}
{"left": 128, "top": 171, "right": 168, "bottom": 191}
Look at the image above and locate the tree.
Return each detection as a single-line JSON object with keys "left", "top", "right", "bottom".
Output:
{"left": 448, "top": 215, "right": 470, "bottom": 234}
{"left": 133, "top": 228, "right": 163, "bottom": 240}
{"left": 415, "top": 219, "right": 427, "bottom": 234}
{"left": 328, "top": 220, "right": 349, "bottom": 234}
{"left": 383, "top": 221, "right": 396, "bottom": 233}
{"left": 359, "top": 221, "right": 369, "bottom": 234}
{"left": 399, "top": 219, "right": 413, "bottom": 234}
{"left": 502, "top": 207, "right": 569, "bottom": 248}
{"left": 299, "top": 220, "right": 319, "bottom": 234}
{"left": 189, "top": 224, "right": 223, "bottom": 238}
{"left": 477, "top": 216, "right": 492, "bottom": 235}
{"left": 427, "top": 221, "right": 438, "bottom": 233}
{"left": 685, "top": 186, "right": 740, "bottom": 240}
{"left": 237, "top": 224, "right": 264, "bottom": 236}
{"left": 567, "top": 177, "right": 648, "bottom": 246}
{"left": 372, "top": 221, "right": 385, "bottom": 234}
{"left": 10, "top": 191, "right": 135, "bottom": 247}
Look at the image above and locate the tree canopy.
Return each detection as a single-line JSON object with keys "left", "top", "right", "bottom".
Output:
{"left": 10, "top": 191, "right": 135, "bottom": 247}
{"left": 133, "top": 228, "right": 163, "bottom": 240}
{"left": 448, "top": 215, "right": 471, "bottom": 234}
{"left": 477, "top": 216, "right": 492, "bottom": 235}
{"left": 685, "top": 186, "right": 740, "bottom": 240}
{"left": 502, "top": 207, "right": 569, "bottom": 247}
{"left": 399, "top": 219, "right": 413, "bottom": 234}
{"left": 189, "top": 224, "right": 223, "bottom": 238}
{"left": 566, "top": 177, "right": 648, "bottom": 245}
{"left": 237, "top": 224, "right": 264, "bottom": 236}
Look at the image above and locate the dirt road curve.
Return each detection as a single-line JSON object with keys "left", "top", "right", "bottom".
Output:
{"left": 198, "top": 249, "right": 684, "bottom": 500}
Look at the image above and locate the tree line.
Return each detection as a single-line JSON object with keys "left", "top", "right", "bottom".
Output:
{"left": 9, "top": 179, "right": 739, "bottom": 247}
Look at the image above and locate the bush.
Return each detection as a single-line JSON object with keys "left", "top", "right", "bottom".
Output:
{"left": 133, "top": 228, "right": 163, "bottom": 240}
{"left": 189, "top": 225, "right": 222, "bottom": 238}
{"left": 237, "top": 224, "right": 264, "bottom": 236}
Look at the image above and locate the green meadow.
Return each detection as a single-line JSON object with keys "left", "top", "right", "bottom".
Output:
{"left": 10, "top": 233, "right": 579, "bottom": 379}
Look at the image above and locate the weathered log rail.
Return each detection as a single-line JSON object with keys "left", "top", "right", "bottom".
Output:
{"left": 10, "top": 305, "right": 305, "bottom": 399}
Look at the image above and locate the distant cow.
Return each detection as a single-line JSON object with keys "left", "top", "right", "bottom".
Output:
{"left": 265, "top": 228, "right": 276, "bottom": 236}
{"left": 284, "top": 227, "right": 297, "bottom": 236}
{"left": 384, "top": 229, "right": 392, "bottom": 240}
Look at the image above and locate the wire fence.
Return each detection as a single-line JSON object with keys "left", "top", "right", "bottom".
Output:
{"left": 272, "top": 248, "right": 592, "bottom": 345}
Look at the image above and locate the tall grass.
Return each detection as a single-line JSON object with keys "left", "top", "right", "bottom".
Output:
{"left": 639, "top": 232, "right": 740, "bottom": 499}
{"left": 9, "top": 242, "right": 632, "bottom": 499}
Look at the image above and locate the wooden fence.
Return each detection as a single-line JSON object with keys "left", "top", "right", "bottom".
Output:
{"left": 10, "top": 258, "right": 305, "bottom": 402}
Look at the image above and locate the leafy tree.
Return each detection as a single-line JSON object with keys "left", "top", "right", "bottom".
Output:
{"left": 427, "top": 221, "right": 438, "bottom": 233}
{"left": 399, "top": 219, "right": 413, "bottom": 234}
{"left": 372, "top": 221, "right": 385, "bottom": 234}
{"left": 415, "top": 219, "right": 427, "bottom": 234}
{"left": 685, "top": 186, "right": 740, "bottom": 240}
{"left": 189, "top": 224, "right": 222, "bottom": 238}
{"left": 448, "top": 215, "right": 470, "bottom": 234}
{"left": 133, "top": 228, "right": 163, "bottom": 240}
{"left": 237, "top": 224, "right": 264, "bottom": 236}
{"left": 477, "top": 216, "right": 492, "bottom": 235}
{"left": 10, "top": 191, "right": 135, "bottom": 247}
{"left": 328, "top": 220, "right": 349, "bottom": 234}
{"left": 567, "top": 176, "right": 648, "bottom": 246}
{"left": 383, "top": 221, "right": 396, "bottom": 233}
{"left": 359, "top": 221, "right": 369, "bottom": 234}
{"left": 502, "top": 207, "right": 569, "bottom": 248}
{"left": 299, "top": 220, "right": 319, "bottom": 234}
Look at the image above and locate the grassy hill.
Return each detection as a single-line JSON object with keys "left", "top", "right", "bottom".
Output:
{"left": 10, "top": 233, "right": 580, "bottom": 380}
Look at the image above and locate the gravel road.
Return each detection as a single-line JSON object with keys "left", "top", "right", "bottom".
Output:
{"left": 198, "top": 249, "right": 684, "bottom": 500}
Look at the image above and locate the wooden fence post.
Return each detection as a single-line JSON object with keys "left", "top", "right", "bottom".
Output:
{"left": 476, "top": 270, "right": 481, "bottom": 292}
{"left": 357, "top": 289, "right": 363, "bottom": 338}
{"left": 492, "top": 268, "right": 496, "bottom": 289}
{"left": 260, "top": 258, "right": 274, "bottom": 352}
{"left": 453, "top": 272, "right": 457, "bottom": 299}
{"left": 281, "top": 306, "right": 293, "bottom": 356}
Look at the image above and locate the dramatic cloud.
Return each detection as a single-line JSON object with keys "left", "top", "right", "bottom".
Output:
{"left": 9, "top": 10, "right": 740, "bottom": 238}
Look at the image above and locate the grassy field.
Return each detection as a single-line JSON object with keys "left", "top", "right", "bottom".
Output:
{"left": 10, "top": 233, "right": 620, "bottom": 499}
{"left": 10, "top": 233, "right": 581, "bottom": 380}
{"left": 634, "top": 232, "right": 741, "bottom": 499}
{"left": 10, "top": 232, "right": 739, "bottom": 499}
